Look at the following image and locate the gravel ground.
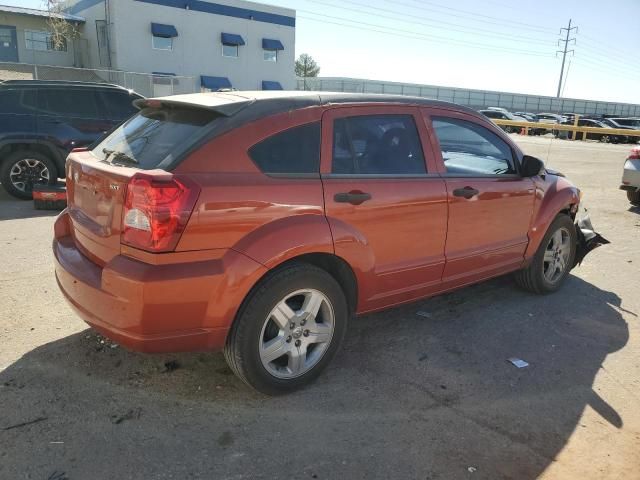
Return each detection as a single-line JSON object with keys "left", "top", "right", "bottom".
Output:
{"left": 0, "top": 135, "right": 638, "bottom": 480}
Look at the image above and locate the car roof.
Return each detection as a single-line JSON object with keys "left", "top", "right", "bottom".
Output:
{"left": 137, "top": 90, "right": 480, "bottom": 118}
{"left": 0, "top": 80, "right": 134, "bottom": 92}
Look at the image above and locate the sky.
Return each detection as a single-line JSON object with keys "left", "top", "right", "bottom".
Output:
{"left": 17, "top": 0, "right": 640, "bottom": 103}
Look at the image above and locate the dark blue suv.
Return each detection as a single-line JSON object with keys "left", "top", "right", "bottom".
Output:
{"left": 0, "top": 80, "right": 142, "bottom": 199}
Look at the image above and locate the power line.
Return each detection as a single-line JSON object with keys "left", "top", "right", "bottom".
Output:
{"left": 297, "top": 12, "right": 556, "bottom": 57}
{"left": 575, "top": 37, "right": 636, "bottom": 65}
{"left": 306, "top": 0, "right": 555, "bottom": 45}
{"left": 571, "top": 50, "right": 640, "bottom": 75}
{"left": 394, "top": 0, "right": 557, "bottom": 33}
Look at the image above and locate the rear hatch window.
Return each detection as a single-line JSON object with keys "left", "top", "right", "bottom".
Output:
{"left": 92, "top": 106, "right": 219, "bottom": 170}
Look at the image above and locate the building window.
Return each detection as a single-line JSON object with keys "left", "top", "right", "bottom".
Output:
{"left": 25, "top": 30, "right": 67, "bottom": 52}
{"left": 262, "top": 38, "right": 284, "bottom": 62}
{"left": 150, "top": 23, "right": 177, "bottom": 51}
{"left": 152, "top": 36, "right": 173, "bottom": 50}
{"left": 222, "top": 44, "right": 238, "bottom": 58}
{"left": 221, "top": 33, "right": 244, "bottom": 58}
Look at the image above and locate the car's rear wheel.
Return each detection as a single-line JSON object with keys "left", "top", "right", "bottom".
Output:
{"left": 515, "top": 214, "right": 576, "bottom": 294}
{"left": 0, "top": 150, "right": 57, "bottom": 200}
{"left": 628, "top": 189, "right": 640, "bottom": 206}
{"left": 224, "top": 263, "right": 348, "bottom": 395}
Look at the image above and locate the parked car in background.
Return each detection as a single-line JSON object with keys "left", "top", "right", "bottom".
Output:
{"left": 0, "top": 80, "right": 143, "bottom": 199}
{"left": 621, "top": 146, "right": 640, "bottom": 205}
{"left": 611, "top": 118, "right": 640, "bottom": 129}
{"left": 53, "top": 91, "right": 605, "bottom": 394}
{"left": 535, "top": 113, "right": 567, "bottom": 134}
{"left": 600, "top": 118, "right": 637, "bottom": 143}
{"left": 479, "top": 109, "right": 527, "bottom": 133}
{"left": 558, "top": 118, "right": 627, "bottom": 143}
{"left": 486, "top": 106, "right": 510, "bottom": 114}
{"left": 513, "top": 112, "right": 546, "bottom": 135}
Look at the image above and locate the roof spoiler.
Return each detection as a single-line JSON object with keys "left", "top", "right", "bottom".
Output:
{"left": 133, "top": 93, "right": 254, "bottom": 117}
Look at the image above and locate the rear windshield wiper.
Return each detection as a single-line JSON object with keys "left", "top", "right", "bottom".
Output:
{"left": 102, "top": 148, "right": 138, "bottom": 165}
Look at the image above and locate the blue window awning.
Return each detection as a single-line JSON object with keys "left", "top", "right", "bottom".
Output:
{"left": 262, "top": 81, "right": 283, "bottom": 91}
{"left": 151, "top": 23, "right": 178, "bottom": 38}
{"left": 221, "top": 33, "right": 245, "bottom": 46}
{"left": 262, "top": 38, "right": 284, "bottom": 50}
{"left": 201, "top": 75, "right": 232, "bottom": 90}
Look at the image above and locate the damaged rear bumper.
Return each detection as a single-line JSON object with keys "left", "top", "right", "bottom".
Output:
{"left": 574, "top": 209, "right": 610, "bottom": 266}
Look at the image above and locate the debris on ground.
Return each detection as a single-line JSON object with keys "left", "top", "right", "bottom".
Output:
{"left": 47, "top": 471, "right": 68, "bottom": 480}
{"left": 467, "top": 466, "right": 477, "bottom": 473}
{"left": 416, "top": 310, "right": 432, "bottom": 318}
{"left": 507, "top": 357, "right": 529, "bottom": 368}
{"left": 3, "top": 416, "right": 47, "bottom": 431}
{"left": 163, "top": 360, "right": 181, "bottom": 372}
{"left": 111, "top": 408, "right": 142, "bottom": 425}
{"left": 418, "top": 354, "right": 428, "bottom": 362}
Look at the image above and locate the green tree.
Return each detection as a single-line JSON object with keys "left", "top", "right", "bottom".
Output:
{"left": 295, "top": 54, "right": 320, "bottom": 90}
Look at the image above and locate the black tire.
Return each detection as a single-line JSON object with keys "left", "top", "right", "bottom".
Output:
{"left": 0, "top": 150, "right": 57, "bottom": 200}
{"left": 224, "top": 263, "right": 349, "bottom": 395}
{"left": 628, "top": 190, "right": 640, "bottom": 206}
{"left": 515, "top": 214, "right": 576, "bottom": 294}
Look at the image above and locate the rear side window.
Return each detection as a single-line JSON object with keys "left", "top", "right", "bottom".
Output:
{"left": 93, "top": 107, "right": 219, "bottom": 170}
{"left": 40, "top": 88, "right": 101, "bottom": 118}
{"left": 100, "top": 90, "right": 138, "bottom": 120}
{"left": 0, "top": 89, "right": 38, "bottom": 114}
{"left": 432, "top": 117, "right": 516, "bottom": 176}
{"left": 332, "top": 114, "right": 426, "bottom": 175}
{"left": 248, "top": 122, "right": 320, "bottom": 174}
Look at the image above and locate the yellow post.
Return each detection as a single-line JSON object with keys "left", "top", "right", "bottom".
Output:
{"left": 573, "top": 114, "right": 580, "bottom": 141}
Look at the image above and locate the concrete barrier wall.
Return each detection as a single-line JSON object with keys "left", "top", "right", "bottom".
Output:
{"left": 297, "top": 77, "right": 640, "bottom": 117}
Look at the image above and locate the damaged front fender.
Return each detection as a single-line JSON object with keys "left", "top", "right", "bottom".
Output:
{"left": 573, "top": 209, "right": 610, "bottom": 267}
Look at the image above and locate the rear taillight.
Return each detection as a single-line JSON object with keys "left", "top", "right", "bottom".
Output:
{"left": 628, "top": 148, "right": 640, "bottom": 160}
{"left": 122, "top": 173, "right": 200, "bottom": 253}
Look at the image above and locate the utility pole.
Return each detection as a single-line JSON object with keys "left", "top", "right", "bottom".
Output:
{"left": 556, "top": 19, "right": 577, "bottom": 98}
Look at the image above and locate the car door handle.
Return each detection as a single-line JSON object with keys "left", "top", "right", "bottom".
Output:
{"left": 334, "top": 191, "right": 372, "bottom": 205}
{"left": 452, "top": 186, "right": 480, "bottom": 199}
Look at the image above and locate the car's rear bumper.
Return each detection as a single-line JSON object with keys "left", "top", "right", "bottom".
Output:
{"left": 621, "top": 159, "right": 640, "bottom": 190}
{"left": 53, "top": 211, "right": 265, "bottom": 353}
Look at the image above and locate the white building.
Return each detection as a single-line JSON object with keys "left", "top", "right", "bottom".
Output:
{"left": 0, "top": 0, "right": 296, "bottom": 93}
{"left": 68, "top": 0, "right": 296, "bottom": 91}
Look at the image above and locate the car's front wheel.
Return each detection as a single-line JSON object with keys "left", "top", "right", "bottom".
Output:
{"left": 0, "top": 150, "right": 57, "bottom": 200}
{"left": 515, "top": 214, "right": 576, "bottom": 294}
{"left": 224, "top": 263, "right": 348, "bottom": 395}
{"left": 628, "top": 189, "right": 640, "bottom": 206}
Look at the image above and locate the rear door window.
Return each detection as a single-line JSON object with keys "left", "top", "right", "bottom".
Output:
{"left": 40, "top": 88, "right": 101, "bottom": 119}
{"left": 331, "top": 114, "right": 426, "bottom": 175}
{"left": 93, "top": 107, "right": 219, "bottom": 170}
{"left": 100, "top": 90, "right": 139, "bottom": 121}
{"left": 248, "top": 122, "right": 321, "bottom": 175}
{"left": 432, "top": 117, "right": 516, "bottom": 175}
{"left": 0, "top": 89, "right": 38, "bottom": 114}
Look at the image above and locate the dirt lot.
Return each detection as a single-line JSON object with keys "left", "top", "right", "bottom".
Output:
{"left": 0, "top": 136, "right": 638, "bottom": 480}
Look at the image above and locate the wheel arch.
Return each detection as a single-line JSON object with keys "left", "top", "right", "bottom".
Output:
{"left": 0, "top": 140, "right": 65, "bottom": 178}
{"left": 525, "top": 180, "right": 580, "bottom": 261}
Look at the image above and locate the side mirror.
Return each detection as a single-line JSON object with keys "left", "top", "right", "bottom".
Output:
{"left": 521, "top": 155, "right": 545, "bottom": 177}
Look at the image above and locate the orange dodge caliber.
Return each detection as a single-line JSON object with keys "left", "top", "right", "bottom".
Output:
{"left": 53, "top": 92, "right": 606, "bottom": 394}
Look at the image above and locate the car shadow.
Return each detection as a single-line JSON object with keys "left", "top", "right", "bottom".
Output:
{"left": 0, "top": 276, "right": 629, "bottom": 479}
{"left": 627, "top": 205, "right": 640, "bottom": 215}
{"left": 0, "top": 185, "right": 62, "bottom": 220}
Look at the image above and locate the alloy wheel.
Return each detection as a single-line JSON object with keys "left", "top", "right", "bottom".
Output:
{"left": 542, "top": 227, "right": 572, "bottom": 284}
{"left": 259, "top": 289, "right": 335, "bottom": 379}
{"left": 9, "top": 159, "right": 50, "bottom": 193}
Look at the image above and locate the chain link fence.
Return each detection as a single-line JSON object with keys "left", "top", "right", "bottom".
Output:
{"left": 0, "top": 61, "right": 198, "bottom": 97}
{"left": 297, "top": 77, "right": 640, "bottom": 117}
